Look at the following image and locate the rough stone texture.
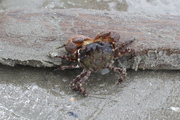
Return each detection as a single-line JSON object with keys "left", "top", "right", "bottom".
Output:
{"left": 0, "top": 65, "right": 180, "bottom": 120}
{"left": 0, "top": 8, "right": 180, "bottom": 69}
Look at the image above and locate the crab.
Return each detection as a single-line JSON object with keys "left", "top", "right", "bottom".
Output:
{"left": 56, "top": 31, "right": 135, "bottom": 96}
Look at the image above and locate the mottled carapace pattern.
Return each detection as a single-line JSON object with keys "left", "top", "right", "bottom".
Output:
{"left": 56, "top": 31, "right": 135, "bottom": 96}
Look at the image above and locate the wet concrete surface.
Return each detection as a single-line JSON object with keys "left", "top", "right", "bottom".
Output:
{"left": 0, "top": 0, "right": 180, "bottom": 120}
{"left": 0, "top": 64, "right": 180, "bottom": 119}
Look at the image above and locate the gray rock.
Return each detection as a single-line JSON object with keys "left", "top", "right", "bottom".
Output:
{"left": 0, "top": 8, "right": 180, "bottom": 69}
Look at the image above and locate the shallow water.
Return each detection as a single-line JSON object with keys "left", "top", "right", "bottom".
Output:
{"left": 0, "top": 0, "right": 180, "bottom": 15}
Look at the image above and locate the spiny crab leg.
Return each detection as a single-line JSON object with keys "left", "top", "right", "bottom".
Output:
{"left": 76, "top": 70, "right": 92, "bottom": 96}
{"left": 114, "top": 37, "right": 135, "bottom": 53}
{"left": 70, "top": 70, "right": 92, "bottom": 96}
{"left": 70, "top": 69, "right": 88, "bottom": 89}
{"left": 113, "top": 38, "right": 136, "bottom": 58}
{"left": 115, "top": 48, "right": 136, "bottom": 58}
{"left": 107, "top": 65, "right": 127, "bottom": 85}
{"left": 56, "top": 55, "right": 77, "bottom": 62}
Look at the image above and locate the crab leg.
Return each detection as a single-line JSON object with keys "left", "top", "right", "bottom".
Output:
{"left": 70, "top": 69, "right": 88, "bottom": 90}
{"left": 76, "top": 70, "right": 92, "bottom": 96}
{"left": 115, "top": 48, "right": 135, "bottom": 58}
{"left": 56, "top": 55, "right": 77, "bottom": 62}
{"left": 107, "top": 65, "right": 127, "bottom": 84}
{"left": 114, "top": 37, "right": 135, "bottom": 53}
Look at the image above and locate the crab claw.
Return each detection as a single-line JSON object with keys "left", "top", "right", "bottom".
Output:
{"left": 93, "top": 31, "right": 120, "bottom": 43}
{"left": 65, "top": 35, "right": 93, "bottom": 54}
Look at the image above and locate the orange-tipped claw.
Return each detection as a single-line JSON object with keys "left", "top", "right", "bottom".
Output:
{"left": 93, "top": 31, "right": 120, "bottom": 43}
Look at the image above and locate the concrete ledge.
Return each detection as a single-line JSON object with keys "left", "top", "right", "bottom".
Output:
{"left": 0, "top": 8, "right": 180, "bottom": 69}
